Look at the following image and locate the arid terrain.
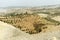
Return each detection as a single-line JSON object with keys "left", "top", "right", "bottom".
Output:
{"left": 0, "top": 13, "right": 59, "bottom": 34}
{"left": 0, "top": 5, "right": 60, "bottom": 40}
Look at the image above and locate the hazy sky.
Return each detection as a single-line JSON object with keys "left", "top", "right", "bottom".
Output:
{"left": 0, "top": 0, "right": 60, "bottom": 7}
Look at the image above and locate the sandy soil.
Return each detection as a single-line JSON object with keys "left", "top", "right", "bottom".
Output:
{"left": 0, "top": 21, "right": 60, "bottom": 40}
{"left": 52, "top": 16, "right": 60, "bottom": 22}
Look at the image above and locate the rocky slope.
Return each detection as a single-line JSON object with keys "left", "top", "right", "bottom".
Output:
{"left": 0, "top": 21, "right": 60, "bottom": 40}
{"left": 0, "top": 14, "right": 58, "bottom": 34}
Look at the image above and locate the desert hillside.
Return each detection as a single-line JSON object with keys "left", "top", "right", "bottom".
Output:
{"left": 0, "top": 15, "right": 60, "bottom": 40}
{"left": 0, "top": 13, "right": 59, "bottom": 34}
{"left": 0, "top": 6, "right": 60, "bottom": 40}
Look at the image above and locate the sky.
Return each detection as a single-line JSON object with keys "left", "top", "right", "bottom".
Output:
{"left": 0, "top": 0, "right": 60, "bottom": 7}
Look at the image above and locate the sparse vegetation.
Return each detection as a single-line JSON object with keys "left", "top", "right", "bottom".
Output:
{"left": 0, "top": 7, "right": 60, "bottom": 34}
{"left": 0, "top": 12, "right": 58, "bottom": 34}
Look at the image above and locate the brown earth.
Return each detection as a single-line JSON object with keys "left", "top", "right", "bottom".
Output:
{"left": 0, "top": 14, "right": 57, "bottom": 34}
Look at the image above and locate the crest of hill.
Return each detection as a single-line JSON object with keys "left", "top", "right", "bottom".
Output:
{"left": 0, "top": 14, "right": 58, "bottom": 34}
